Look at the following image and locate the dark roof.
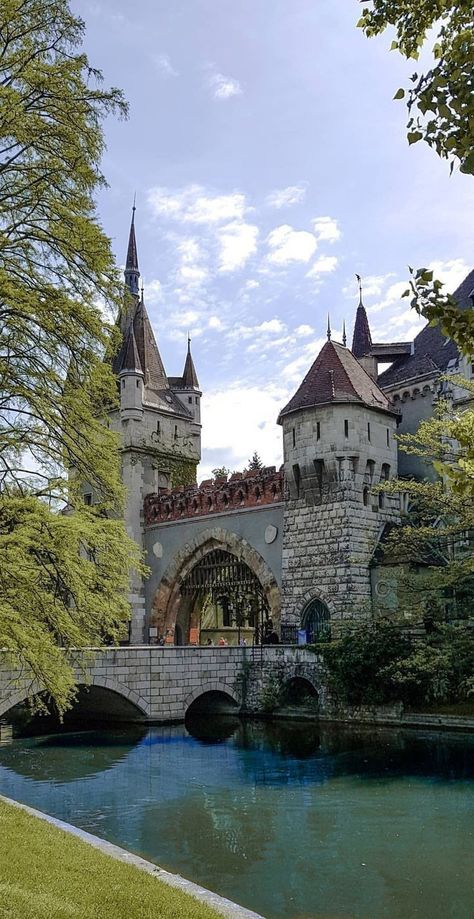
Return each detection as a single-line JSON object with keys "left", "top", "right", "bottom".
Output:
{"left": 278, "top": 340, "right": 393, "bottom": 422}
{"left": 182, "top": 342, "right": 200, "bottom": 389}
{"left": 133, "top": 297, "right": 168, "bottom": 391}
{"left": 120, "top": 323, "right": 142, "bottom": 374}
{"left": 351, "top": 303, "right": 373, "bottom": 357}
{"left": 378, "top": 269, "right": 474, "bottom": 388}
{"left": 126, "top": 209, "right": 139, "bottom": 271}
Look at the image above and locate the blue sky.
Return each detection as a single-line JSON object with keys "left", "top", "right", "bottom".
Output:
{"left": 76, "top": 0, "right": 474, "bottom": 477}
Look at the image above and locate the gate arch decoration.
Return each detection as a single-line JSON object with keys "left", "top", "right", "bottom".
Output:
{"left": 151, "top": 527, "right": 281, "bottom": 645}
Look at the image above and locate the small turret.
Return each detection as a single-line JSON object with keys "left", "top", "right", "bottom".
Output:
{"left": 118, "top": 323, "right": 144, "bottom": 421}
{"left": 351, "top": 277, "right": 377, "bottom": 379}
{"left": 170, "top": 336, "right": 202, "bottom": 424}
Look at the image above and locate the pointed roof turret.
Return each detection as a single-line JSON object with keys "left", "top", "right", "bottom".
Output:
{"left": 351, "top": 277, "right": 373, "bottom": 358}
{"left": 120, "top": 322, "right": 142, "bottom": 374}
{"left": 124, "top": 202, "right": 140, "bottom": 298}
{"left": 133, "top": 292, "right": 168, "bottom": 391}
{"left": 278, "top": 339, "right": 394, "bottom": 422}
{"left": 182, "top": 336, "right": 200, "bottom": 389}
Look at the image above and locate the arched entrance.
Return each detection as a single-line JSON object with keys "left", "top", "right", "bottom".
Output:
{"left": 151, "top": 529, "right": 281, "bottom": 646}
{"left": 176, "top": 548, "right": 271, "bottom": 646}
{"left": 301, "top": 598, "right": 331, "bottom": 642}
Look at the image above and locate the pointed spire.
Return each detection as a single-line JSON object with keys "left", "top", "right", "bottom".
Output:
{"left": 351, "top": 273, "right": 373, "bottom": 358}
{"left": 133, "top": 291, "right": 168, "bottom": 391}
{"left": 182, "top": 335, "right": 200, "bottom": 389}
{"left": 120, "top": 322, "right": 142, "bottom": 374}
{"left": 327, "top": 314, "right": 331, "bottom": 341}
{"left": 124, "top": 200, "right": 140, "bottom": 298}
{"left": 342, "top": 320, "right": 347, "bottom": 347}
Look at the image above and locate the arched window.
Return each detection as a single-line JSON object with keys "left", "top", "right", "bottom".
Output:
{"left": 363, "top": 486, "right": 369, "bottom": 506}
{"left": 301, "top": 598, "right": 330, "bottom": 642}
{"left": 381, "top": 463, "right": 390, "bottom": 481}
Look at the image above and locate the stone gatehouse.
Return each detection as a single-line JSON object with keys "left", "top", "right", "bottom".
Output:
{"left": 88, "top": 211, "right": 474, "bottom": 646}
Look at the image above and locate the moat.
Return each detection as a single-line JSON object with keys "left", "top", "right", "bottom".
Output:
{"left": 0, "top": 719, "right": 473, "bottom": 919}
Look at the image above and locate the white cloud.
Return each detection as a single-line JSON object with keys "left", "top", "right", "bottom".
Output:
{"left": 153, "top": 53, "right": 179, "bottom": 77}
{"left": 200, "top": 384, "right": 286, "bottom": 479}
{"left": 208, "top": 316, "right": 224, "bottom": 330}
{"left": 266, "top": 185, "right": 307, "bottom": 209}
{"left": 368, "top": 281, "right": 408, "bottom": 314}
{"left": 230, "top": 317, "right": 287, "bottom": 340}
{"left": 148, "top": 184, "right": 248, "bottom": 224}
{"left": 312, "top": 216, "right": 341, "bottom": 243}
{"left": 427, "top": 258, "right": 470, "bottom": 293}
{"left": 176, "top": 238, "right": 208, "bottom": 288}
{"left": 295, "top": 324, "right": 314, "bottom": 337}
{"left": 143, "top": 278, "right": 163, "bottom": 303}
{"left": 209, "top": 71, "right": 242, "bottom": 100}
{"left": 281, "top": 337, "right": 326, "bottom": 384}
{"left": 306, "top": 255, "right": 338, "bottom": 278}
{"left": 218, "top": 221, "right": 259, "bottom": 272}
{"left": 342, "top": 273, "right": 395, "bottom": 300}
{"left": 244, "top": 279, "right": 260, "bottom": 290}
{"left": 266, "top": 224, "right": 317, "bottom": 265}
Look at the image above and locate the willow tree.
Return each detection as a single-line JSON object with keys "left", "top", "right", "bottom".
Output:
{"left": 0, "top": 0, "right": 140, "bottom": 713}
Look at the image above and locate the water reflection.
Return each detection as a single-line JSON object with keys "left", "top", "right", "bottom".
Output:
{"left": 0, "top": 718, "right": 472, "bottom": 919}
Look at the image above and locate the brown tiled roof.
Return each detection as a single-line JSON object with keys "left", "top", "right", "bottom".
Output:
{"left": 378, "top": 269, "right": 474, "bottom": 389}
{"left": 351, "top": 303, "right": 373, "bottom": 357}
{"left": 132, "top": 296, "right": 168, "bottom": 391}
{"left": 182, "top": 342, "right": 200, "bottom": 389}
{"left": 120, "top": 323, "right": 142, "bottom": 374}
{"left": 278, "top": 340, "right": 393, "bottom": 421}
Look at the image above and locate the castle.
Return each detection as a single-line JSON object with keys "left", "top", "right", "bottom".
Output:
{"left": 95, "top": 211, "right": 474, "bottom": 645}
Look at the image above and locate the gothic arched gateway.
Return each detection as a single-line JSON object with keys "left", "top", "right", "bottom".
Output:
{"left": 151, "top": 529, "right": 281, "bottom": 646}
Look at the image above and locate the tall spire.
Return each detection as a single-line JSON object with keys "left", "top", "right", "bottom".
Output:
{"left": 351, "top": 273, "right": 373, "bottom": 358}
{"left": 182, "top": 335, "right": 200, "bottom": 389}
{"left": 327, "top": 314, "right": 331, "bottom": 341}
{"left": 342, "top": 319, "right": 347, "bottom": 347}
{"left": 124, "top": 200, "right": 140, "bottom": 298}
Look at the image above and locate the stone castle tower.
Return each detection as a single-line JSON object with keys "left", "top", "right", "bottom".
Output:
{"left": 277, "top": 327, "right": 401, "bottom": 633}
{"left": 109, "top": 208, "right": 202, "bottom": 642}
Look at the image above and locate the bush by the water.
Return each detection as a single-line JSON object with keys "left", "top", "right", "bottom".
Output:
{"left": 315, "top": 622, "right": 474, "bottom": 708}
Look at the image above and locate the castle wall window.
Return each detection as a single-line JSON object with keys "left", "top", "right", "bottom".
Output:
{"left": 363, "top": 487, "right": 369, "bottom": 506}
{"left": 381, "top": 463, "right": 390, "bottom": 481}
{"left": 83, "top": 493, "right": 92, "bottom": 506}
{"left": 386, "top": 428, "right": 390, "bottom": 447}
{"left": 316, "top": 421, "right": 321, "bottom": 441}
{"left": 188, "top": 396, "right": 192, "bottom": 404}
{"left": 156, "top": 420, "right": 160, "bottom": 435}
{"left": 293, "top": 463, "right": 301, "bottom": 498}
{"left": 314, "top": 459, "right": 325, "bottom": 492}
{"left": 136, "top": 379, "right": 140, "bottom": 388}
{"left": 378, "top": 492, "right": 385, "bottom": 509}
{"left": 292, "top": 427, "right": 296, "bottom": 448}
{"left": 121, "top": 379, "right": 125, "bottom": 389}
{"left": 365, "top": 459, "right": 375, "bottom": 483}
{"left": 344, "top": 419, "right": 349, "bottom": 438}
{"left": 174, "top": 425, "right": 178, "bottom": 440}
{"left": 367, "top": 422, "right": 371, "bottom": 442}
{"left": 195, "top": 397, "right": 199, "bottom": 404}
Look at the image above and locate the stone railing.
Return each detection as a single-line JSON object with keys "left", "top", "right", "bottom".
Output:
{"left": 144, "top": 466, "right": 284, "bottom": 526}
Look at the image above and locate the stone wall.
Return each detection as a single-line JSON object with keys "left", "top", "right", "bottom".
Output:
{"left": 0, "top": 647, "right": 325, "bottom": 724}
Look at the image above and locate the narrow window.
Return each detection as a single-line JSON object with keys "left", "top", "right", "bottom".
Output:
{"left": 292, "top": 427, "right": 296, "bottom": 448}
{"left": 316, "top": 421, "right": 321, "bottom": 441}
{"left": 363, "top": 487, "right": 369, "bottom": 506}
{"left": 381, "top": 463, "right": 390, "bottom": 481}
{"left": 367, "top": 422, "right": 371, "bottom": 443}
{"left": 188, "top": 396, "right": 192, "bottom": 404}
{"left": 136, "top": 379, "right": 140, "bottom": 387}
{"left": 121, "top": 379, "right": 125, "bottom": 389}
{"left": 174, "top": 425, "right": 178, "bottom": 440}
{"left": 386, "top": 428, "right": 390, "bottom": 447}
{"left": 314, "top": 459, "right": 325, "bottom": 492}
{"left": 195, "top": 397, "right": 199, "bottom": 405}
{"left": 344, "top": 419, "right": 349, "bottom": 438}
{"left": 83, "top": 493, "right": 92, "bottom": 506}
{"left": 156, "top": 420, "right": 160, "bottom": 435}
{"left": 378, "top": 492, "right": 385, "bottom": 509}
{"left": 293, "top": 464, "right": 301, "bottom": 498}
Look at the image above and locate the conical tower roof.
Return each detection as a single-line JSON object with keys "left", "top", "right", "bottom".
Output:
{"left": 133, "top": 294, "right": 168, "bottom": 391}
{"left": 351, "top": 302, "right": 373, "bottom": 358}
{"left": 120, "top": 322, "right": 142, "bottom": 374}
{"left": 278, "top": 339, "right": 393, "bottom": 422}
{"left": 182, "top": 338, "right": 199, "bottom": 388}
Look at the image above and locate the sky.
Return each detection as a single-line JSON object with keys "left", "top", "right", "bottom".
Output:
{"left": 75, "top": 0, "right": 474, "bottom": 479}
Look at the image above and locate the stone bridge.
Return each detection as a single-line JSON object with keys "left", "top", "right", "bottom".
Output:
{"left": 0, "top": 646, "right": 326, "bottom": 723}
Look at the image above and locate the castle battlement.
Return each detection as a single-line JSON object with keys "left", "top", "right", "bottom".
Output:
{"left": 144, "top": 466, "right": 284, "bottom": 526}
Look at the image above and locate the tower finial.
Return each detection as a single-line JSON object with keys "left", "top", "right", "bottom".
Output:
{"left": 327, "top": 313, "right": 331, "bottom": 341}
{"left": 356, "top": 273, "right": 363, "bottom": 306}
{"left": 342, "top": 319, "right": 347, "bottom": 347}
{"left": 132, "top": 191, "right": 136, "bottom": 214}
{"left": 125, "top": 203, "right": 140, "bottom": 297}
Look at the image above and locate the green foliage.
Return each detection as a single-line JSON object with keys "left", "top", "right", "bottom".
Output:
{"left": 170, "top": 457, "right": 197, "bottom": 487}
{"left": 247, "top": 451, "right": 263, "bottom": 472}
{"left": 261, "top": 673, "right": 284, "bottom": 712}
{"left": 211, "top": 465, "right": 231, "bottom": 479}
{"left": 358, "top": 1, "right": 474, "bottom": 174}
{"left": 321, "top": 621, "right": 474, "bottom": 708}
{"left": 402, "top": 266, "right": 474, "bottom": 367}
{"left": 0, "top": 1, "right": 140, "bottom": 713}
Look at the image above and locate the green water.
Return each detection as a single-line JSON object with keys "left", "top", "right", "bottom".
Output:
{"left": 0, "top": 719, "right": 473, "bottom": 919}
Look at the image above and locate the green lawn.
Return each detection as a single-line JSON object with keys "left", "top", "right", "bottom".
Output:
{"left": 0, "top": 799, "right": 223, "bottom": 919}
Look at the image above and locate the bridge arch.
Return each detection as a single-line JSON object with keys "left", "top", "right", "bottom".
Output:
{"left": 184, "top": 681, "right": 241, "bottom": 714}
{"left": 151, "top": 527, "right": 281, "bottom": 644}
{"left": 0, "top": 675, "right": 150, "bottom": 722}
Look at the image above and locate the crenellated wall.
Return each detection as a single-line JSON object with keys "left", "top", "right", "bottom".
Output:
{"left": 144, "top": 466, "right": 284, "bottom": 526}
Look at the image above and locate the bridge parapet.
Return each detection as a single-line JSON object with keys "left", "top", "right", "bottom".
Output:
{"left": 144, "top": 467, "right": 284, "bottom": 526}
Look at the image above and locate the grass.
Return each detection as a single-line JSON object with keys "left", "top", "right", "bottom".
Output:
{"left": 0, "top": 799, "right": 223, "bottom": 919}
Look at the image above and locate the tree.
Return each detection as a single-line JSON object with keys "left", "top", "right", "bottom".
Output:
{"left": 0, "top": 0, "right": 140, "bottom": 714}
{"left": 247, "top": 451, "right": 263, "bottom": 472}
{"left": 211, "top": 466, "right": 231, "bottom": 478}
{"left": 382, "top": 384, "right": 474, "bottom": 619}
{"left": 358, "top": 1, "right": 474, "bottom": 175}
